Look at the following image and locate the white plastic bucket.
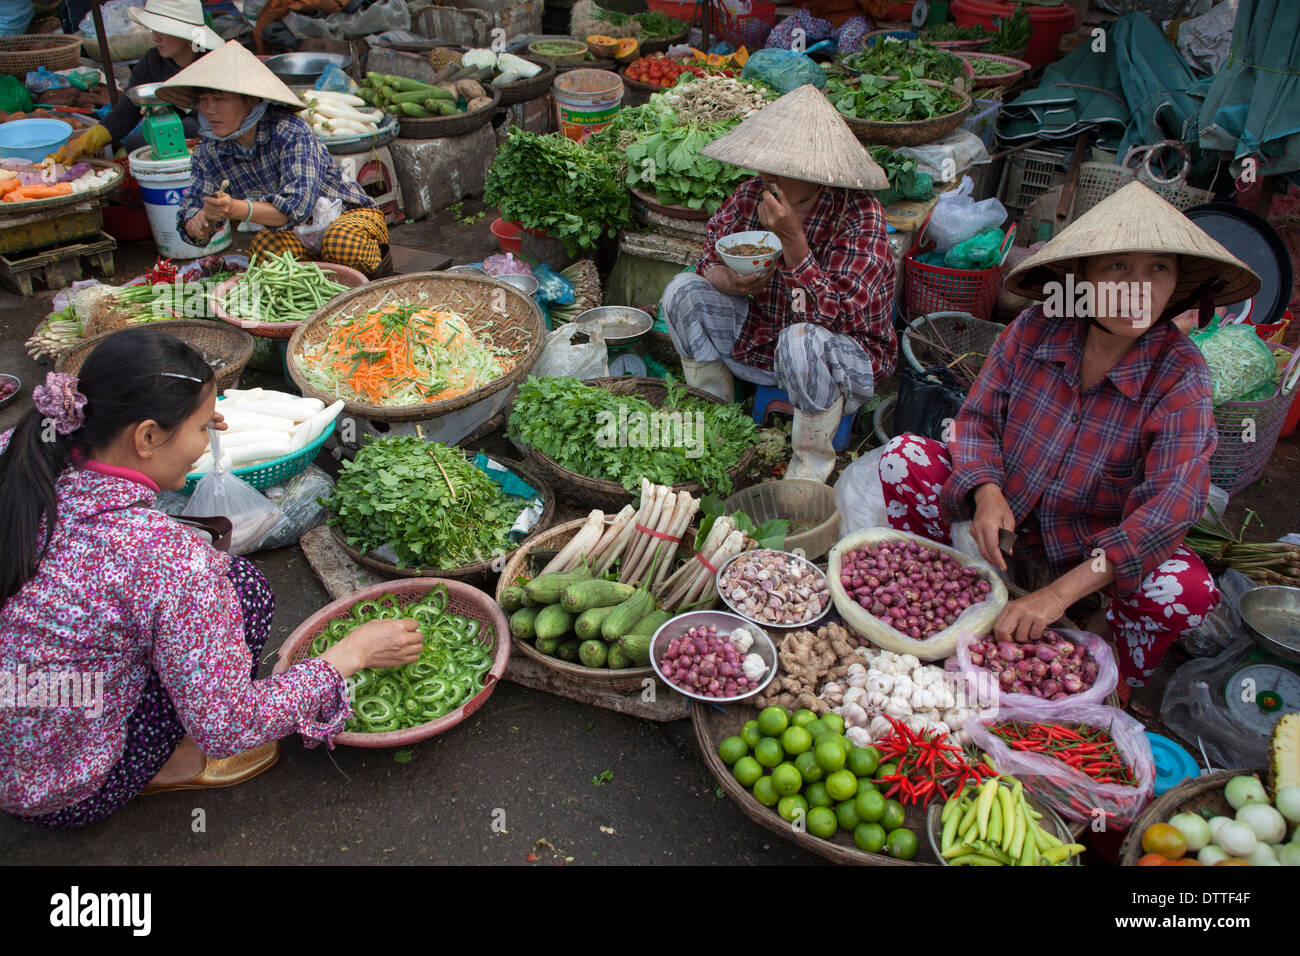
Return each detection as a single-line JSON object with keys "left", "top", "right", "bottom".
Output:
{"left": 553, "top": 70, "right": 623, "bottom": 142}
{"left": 128, "top": 146, "right": 231, "bottom": 259}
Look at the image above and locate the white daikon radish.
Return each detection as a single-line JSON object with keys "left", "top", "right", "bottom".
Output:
{"left": 225, "top": 441, "right": 293, "bottom": 466}
{"left": 303, "top": 90, "right": 366, "bottom": 108}
{"left": 234, "top": 398, "right": 323, "bottom": 422}
{"left": 232, "top": 388, "right": 305, "bottom": 403}
{"left": 220, "top": 409, "right": 295, "bottom": 433}
{"left": 220, "top": 388, "right": 265, "bottom": 403}
{"left": 293, "top": 400, "right": 344, "bottom": 449}
{"left": 212, "top": 429, "right": 290, "bottom": 449}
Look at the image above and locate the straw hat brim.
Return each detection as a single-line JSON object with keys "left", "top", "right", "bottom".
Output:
{"left": 155, "top": 39, "right": 304, "bottom": 111}
{"left": 129, "top": 8, "right": 224, "bottom": 51}
{"left": 1005, "top": 181, "right": 1261, "bottom": 307}
{"left": 699, "top": 84, "right": 889, "bottom": 191}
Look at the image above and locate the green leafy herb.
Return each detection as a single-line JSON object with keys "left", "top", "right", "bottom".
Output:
{"left": 919, "top": 22, "right": 993, "bottom": 42}
{"left": 825, "top": 71, "right": 964, "bottom": 122}
{"left": 869, "top": 145, "right": 934, "bottom": 204}
{"left": 623, "top": 120, "right": 752, "bottom": 212}
{"left": 694, "top": 495, "right": 787, "bottom": 551}
{"left": 984, "top": 3, "right": 1031, "bottom": 55}
{"left": 839, "top": 38, "right": 967, "bottom": 84}
{"left": 633, "top": 10, "right": 686, "bottom": 37}
{"left": 592, "top": 769, "right": 614, "bottom": 786}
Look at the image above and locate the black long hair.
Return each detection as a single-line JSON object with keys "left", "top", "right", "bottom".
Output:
{"left": 0, "top": 328, "right": 214, "bottom": 604}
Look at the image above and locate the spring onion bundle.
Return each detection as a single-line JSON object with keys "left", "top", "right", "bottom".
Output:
{"left": 220, "top": 251, "right": 349, "bottom": 324}
{"left": 309, "top": 585, "right": 493, "bottom": 732}
{"left": 1185, "top": 508, "right": 1300, "bottom": 586}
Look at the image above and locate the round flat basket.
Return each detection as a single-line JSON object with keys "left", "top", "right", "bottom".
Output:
{"left": 329, "top": 455, "right": 557, "bottom": 580}
{"left": 722, "top": 479, "right": 839, "bottom": 561}
{"left": 1118, "top": 769, "right": 1259, "bottom": 866}
{"left": 528, "top": 39, "right": 589, "bottom": 65}
{"left": 274, "top": 578, "right": 511, "bottom": 747}
{"left": 629, "top": 186, "right": 711, "bottom": 221}
{"left": 286, "top": 272, "right": 545, "bottom": 423}
{"left": 211, "top": 262, "right": 369, "bottom": 339}
{"left": 396, "top": 86, "right": 500, "bottom": 138}
{"left": 692, "top": 700, "right": 936, "bottom": 865}
{"left": 182, "top": 419, "right": 335, "bottom": 495}
{"left": 494, "top": 515, "right": 657, "bottom": 692}
{"left": 0, "top": 34, "right": 81, "bottom": 76}
{"left": 958, "top": 52, "right": 1030, "bottom": 89}
{"left": 511, "top": 376, "right": 757, "bottom": 511}
{"left": 321, "top": 115, "right": 400, "bottom": 154}
{"left": 930, "top": 37, "right": 994, "bottom": 52}
{"left": 0, "top": 160, "right": 123, "bottom": 216}
{"left": 496, "top": 59, "right": 557, "bottom": 106}
{"left": 618, "top": 68, "right": 665, "bottom": 106}
{"left": 57, "top": 320, "right": 254, "bottom": 393}
{"left": 901, "top": 311, "right": 1005, "bottom": 375}
{"left": 638, "top": 30, "right": 688, "bottom": 55}
{"left": 839, "top": 80, "right": 971, "bottom": 148}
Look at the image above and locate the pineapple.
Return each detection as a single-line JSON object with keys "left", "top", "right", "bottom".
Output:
{"left": 1269, "top": 712, "right": 1299, "bottom": 793}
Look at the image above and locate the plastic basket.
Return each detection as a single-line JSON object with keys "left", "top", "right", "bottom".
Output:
{"left": 1070, "top": 161, "right": 1212, "bottom": 220}
{"left": 181, "top": 419, "right": 336, "bottom": 495}
{"left": 902, "top": 310, "right": 1005, "bottom": 374}
{"left": 999, "top": 147, "right": 1071, "bottom": 215}
{"left": 713, "top": 0, "right": 775, "bottom": 49}
{"left": 960, "top": 97, "right": 1000, "bottom": 150}
{"left": 904, "top": 217, "right": 1016, "bottom": 320}
{"left": 1208, "top": 345, "right": 1300, "bottom": 494}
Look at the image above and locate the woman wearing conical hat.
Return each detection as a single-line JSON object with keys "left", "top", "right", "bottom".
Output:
{"left": 661, "top": 85, "right": 896, "bottom": 484}
{"left": 877, "top": 182, "right": 1261, "bottom": 696}
{"left": 156, "top": 40, "right": 388, "bottom": 276}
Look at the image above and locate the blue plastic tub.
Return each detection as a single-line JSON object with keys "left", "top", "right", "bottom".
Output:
{"left": 0, "top": 118, "right": 73, "bottom": 162}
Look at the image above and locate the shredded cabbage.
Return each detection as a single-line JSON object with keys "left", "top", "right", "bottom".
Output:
{"left": 1191, "top": 323, "right": 1278, "bottom": 405}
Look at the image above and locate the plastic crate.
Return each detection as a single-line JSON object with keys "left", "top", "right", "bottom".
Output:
{"left": 712, "top": 0, "right": 775, "bottom": 49}
{"left": 960, "top": 97, "right": 1001, "bottom": 150}
{"left": 1070, "top": 162, "right": 1211, "bottom": 220}
{"left": 999, "top": 147, "right": 1071, "bottom": 216}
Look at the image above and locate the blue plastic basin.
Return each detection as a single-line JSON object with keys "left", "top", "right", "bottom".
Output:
{"left": 0, "top": 118, "right": 73, "bottom": 162}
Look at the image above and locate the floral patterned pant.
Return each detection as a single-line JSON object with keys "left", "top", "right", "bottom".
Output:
{"left": 876, "top": 434, "right": 1220, "bottom": 686}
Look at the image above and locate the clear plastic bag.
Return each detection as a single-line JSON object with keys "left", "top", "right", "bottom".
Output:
{"left": 533, "top": 263, "right": 575, "bottom": 306}
{"left": 292, "top": 196, "right": 343, "bottom": 253}
{"left": 926, "top": 175, "right": 1007, "bottom": 252}
{"left": 530, "top": 324, "right": 608, "bottom": 380}
{"left": 955, "top": 628, "right": 1119, "bottom": 710}
{"left": 967, "top": 699, "right": 1155, "bottom": 827}
{"left": 1159, "top": 637, "right": 1271, "bottom": 771}
{"left": 832, "top": 444, "right": 888, "bottom": 535}
{"left": 257, "top": 465, "right": 335, "bottom": 551}
{"left": 1179, "top": 568, "right": 1257, "bottom": 657}
{"left": 314, "top": 63, "right": 360, "bottom": 94}
{"left": 25, "top": 67, "right": 70, "bottom": 93}
{"left": 182, "top": 429, "right": 284, "bottom": 556}
{"left": 1190, "top": 319, "right": 1279, "bottom": 405}
{"left": 898, "top": 129, "right": 990, "bottom": 184}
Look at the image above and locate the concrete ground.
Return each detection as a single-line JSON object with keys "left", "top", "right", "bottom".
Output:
{"left": 1, "top": 203, "right": 1297, "bottom": 864}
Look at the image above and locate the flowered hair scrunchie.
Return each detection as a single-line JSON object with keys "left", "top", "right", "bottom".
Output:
{"left": 32, "top": 371, "right": 87, "bottom": 435}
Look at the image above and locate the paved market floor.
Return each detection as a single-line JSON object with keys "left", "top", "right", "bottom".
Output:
{"left": 2, "top": 207, "right": 1298, "bottom": 865}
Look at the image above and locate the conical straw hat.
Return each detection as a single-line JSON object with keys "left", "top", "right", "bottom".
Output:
{"left": 1004, "top": 181, "right": 1260, "bottom": 308}
{"left": 699, "top": 84, "right": 889, "bottom": 191}
{"left": 156, "top": 40, "right": 304, "bottom": 111}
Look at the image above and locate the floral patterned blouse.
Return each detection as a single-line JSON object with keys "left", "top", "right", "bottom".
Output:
{"left": 0, "top": 430, "right": 350, "bottom": 817}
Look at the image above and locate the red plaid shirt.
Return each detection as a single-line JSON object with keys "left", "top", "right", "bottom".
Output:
{"left": 696, "top": 178, "right": 896, "bottom": 374}
{"left": 941, "top": 306, "right": 1216, "bottom": 593}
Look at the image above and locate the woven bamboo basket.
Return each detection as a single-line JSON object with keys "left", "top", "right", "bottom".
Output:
{"left": 0, "top": 160, "right": 123, "bottom": 217}
{"left": 630, "top": 185, "right": 711, "bottom": 222}
{"left": 396, "top": 85, "right": 501, "bottom": 138}
{"left": 56, "top": 320, "right": 254, "bottom": 393}
{"left": 722, "top": 480, "right": 839, "bottom": 561}
{"left": 957, "top": 52, "right": 1030, "bottom": 90}
{"left": 0, "top": 35, "right": 81, "bottom": 76}
{"left": 638, "top": 30, "right": 688, "bottom": 55}
{"left": 286, "top": 272, "right": 545, "bottom": 424}
{"left": 329, "top": 456, "right": 556, "bottom": 580}
{"left": 511, "top": 376, "right": 758, "bottom": 511}
{"left": 1117, "top": 769, "right": 1262, "bottom": 866}
{"left": 930, "top": 37, "right": 994, "bottom": 52}
{"left": 839, "top": 80, "right": 972, "bottom": 148}
{"left": 497, "top": 59, "right": 557, "bottom": 106}
{"left": 211, "top": 263, "right": 368, "bottom": 340}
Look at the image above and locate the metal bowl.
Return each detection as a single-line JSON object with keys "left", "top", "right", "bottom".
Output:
{"left": 649, "top": 611, "right": 778, "bottom": 704}
{"left": 574, "top": 306, "right": 654, "bottom": 345}
{"left": 499, "top": 273, "right": 539, "bottom": 296}
{"left": 716, "top": 548, "right": 832, "bottom": 630}
{"left": 125, "top": 81, "right": 166, "bottom": 106}
{"left": 263, "top": 52, "right": 353, "bottom": 85}
{"left": 0, "top": 373, "right": 19, "bottom": 411}
{"left": 925, "top": 782, "right": 1078, "bottom": 866}
{"left": 1239, "top": 586, "right": 1300, "bottom": 663}
{"left": 445, "top": 264, "right": 487, "bottom": 276}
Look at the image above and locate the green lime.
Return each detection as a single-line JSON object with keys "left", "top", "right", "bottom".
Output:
{"left": 807, "top": 806, "right": 838, "bottom": 839}
{"left": 880, "top": 798, "right": 906, "bottom": 832}
{"left": 886, "top": 827, "right": 919, "bottom": 861}
{"left": 804, "top": 718, "right": 827, "bottom": 739}
{"left": 855, "top": 789, "right": 886, "bottom": 823}
{"left": 821, "top": 712, "right": 845, "bottom": 736}
{"left": 794, "top": 750, "right": 824, "bottom": 784}
{"left": 826, "top": 769, "right": 858, "bottom": 803}
{"left": 740, "top": 720, "right": 763, "bottom": 750}
{"left": 778, "top": 794, "right": 809, "bottom": 824}
{"left": 757, "top": 706, "right": 789, "bottom": 737}
{"left": 754, "top": 736, "right": 784, "bottom": 769}
{"left": 856, "top": 778, "right": 879, "bottom": 797}
{"left": 781, "top": 725, "right": 813, "bottom": 756}
{"left": 733, "top": 755, "right": 763, "bottom": 788}
{"left": 753, "top": 776, "right": 780, "bottom": 807}
{"left": 854, "top": 822, "right": 887, "bottom": 853}
{"left": 815, "top": 738, "right": 847, "bottom": 773}
{"left": 771, "top": 761, "right": 803, "bottom": 796}
{"left": 846, "top": 745, "right": 880, "bottom": 778}
{"left": 835, "top": 799, "right": 862, "bottom": 832}
{"left": 718, "top": 736, "right": 748, "bottom": 766}
{"left": 791, "top": 708, "right": 818, "bottom": 728}
{"left": 879, "top": 761, "right": 898, "bottom": 778}
{"left": 805, "top": 781, "right": 833, "bottom": 808}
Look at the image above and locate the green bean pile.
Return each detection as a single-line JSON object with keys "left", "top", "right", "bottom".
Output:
{"left": 221, "top": 251, "right": 349, "bottom": 323}
{"left": 310, "top": 585, "right": 495, "bottom": 733}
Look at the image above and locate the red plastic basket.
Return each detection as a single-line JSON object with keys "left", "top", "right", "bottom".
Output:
{"left": 904, "top": 215, "right": 1016, "bottom": 320}
{"left": 713, "top": 0, "right": 775, "bottom": 49}
{"left": 1209, "top": 345, "right": 1300, "bottom": 494}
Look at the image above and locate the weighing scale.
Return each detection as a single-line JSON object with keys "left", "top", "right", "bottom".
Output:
{"left": 1223, "top": 587, "right": 1300, "bottom": 737}
{"left": 573, "top": 306, "right": 666, "bottom": 378}
{"left": 124, "top": 82, "right": 189, "bottom": 161}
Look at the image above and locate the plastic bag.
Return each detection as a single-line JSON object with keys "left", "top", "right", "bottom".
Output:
{"left": 955, "top": 628, "right": 1119, "bottom": 710}
{"left": 1160, "top": 637, "right": 1270, "bottom": 772}
{"left": 926, "top": 176, "right": 1007, "bottom": 252}
{"left": 741, "top": 49, "right": 827, "bottom": 93}
{"left": 967, "top": 700, "right": 1155, "bottom": 827}
{"left": 182, "top": 429, "right": 284, "bottom": 556}
{"left": 944, "top": 227, "right": 1004, "bottom": 270}
{"left": 282, "top": 0, "right": 410, "bottom": 41}
{"left": 292, "top": 196, "right": 343, "bottom": 253}
{"left": 314, "top": 63, "right": 359, "bottom": 94}
{"left": 1190, "top": 319, "right": 1279, "bottom": 405}
{"left": 257, "top": 465, "right": 335, "bottom": 550}
{"left": 1179, "top": 568, "right": 1257, "bottom": 657}
{"left": 898, "top": 129, "right": 990, "bottom": 184}
{"left": 78, "top": 0, "right": 144, "bottom": 36}
{"left": 0, "top": 75, "right": 32, "bottom": 114}
{"left": 471, "top": 453, "right": 544, "bottom": 539}
{"left": 533, "top": 263, "right": 575, "bottom": 306}
{"left": 25, "top": 67, "right": 70, "bottom": 93}
{"left": 482, "top": 252, "right": 530, "bottom": 276}
{"left": 894, "top": 366, "right": 965, "bottom": 442}
{"left": 832, "top": 445, "right": 889, "bottom": 535}
{"left": 530, "top": 323, "right": 608, "bottom": 380}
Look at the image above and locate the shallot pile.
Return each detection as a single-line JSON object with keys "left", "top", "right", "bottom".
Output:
{"left": 840, "top": 539, "right": 991, "bottom": 640}
{"left": 720, "top": 549, "right": 829, "bottom": 626}
{"left": 658, "top": 624, "right": 767, "bottom": 698}
{"left": 967, "top": 630, "right": 1099, "bottom": 700}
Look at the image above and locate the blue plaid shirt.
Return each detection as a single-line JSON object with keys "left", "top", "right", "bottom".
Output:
{"left": 176, "top": 108, "right": 373, "bottom": 245}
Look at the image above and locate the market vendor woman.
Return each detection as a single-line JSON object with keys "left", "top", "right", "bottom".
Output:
{"left": 878, "top": 182, "right": 1261, "bottom": 691}
{"left": 0, "top": 328, "right": 421, "bottom": 827}
{"left": 156, "top": 40, "right": 388, "bottom": 276}
{"left": 661, "top": 85, "right": 896, "bottom": 483}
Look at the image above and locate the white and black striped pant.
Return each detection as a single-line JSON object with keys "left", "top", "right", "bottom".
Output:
{"left": 663, "top": 273, "right": 877, "bottom": 415}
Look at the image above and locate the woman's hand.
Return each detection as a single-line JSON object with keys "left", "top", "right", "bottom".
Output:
{"left": 993, "top": 587, "right": 1068, "bottom": 644}
{"left": 202, "top": 193, "right": 241, "bottom": 223}
{"left": 757, "top": 183, "right": 810, "bottom": 263}
{"left": 320, "top": 618, "right": 423, "bottom": 677}
{"left": 703, "top": 263, "right": 771, "bottom": 298}
{"left": 185, "top": 211, "right": 212, "bottom": 241}
{"left": 971, "top": 483, "right": 1015, "bottom": 570}
{"left": 210, "top": 409, "right": 227, "bottom": 432}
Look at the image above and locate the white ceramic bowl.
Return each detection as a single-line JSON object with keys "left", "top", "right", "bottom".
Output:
{"left": 717, "top": 230, "right": 782, "bottom": 276}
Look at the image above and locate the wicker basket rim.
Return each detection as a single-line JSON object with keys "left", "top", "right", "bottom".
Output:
{"left": 839, "top": 81, "right": 972, "bottom": 131}
{"left": 1118, "top": 768, "right": 1263, "bottom": 865}
{"left": 210, "top": 263, "right": 368, "bottom": 337}
{"left": 55, "top": 319, "right": 255, "bottom": 380}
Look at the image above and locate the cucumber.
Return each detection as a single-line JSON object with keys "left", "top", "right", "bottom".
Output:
{"left": 619, "top": 633, "right": 652, "bottom": 667}
{"left": 429, "top": 98, "right": 459, "bottom": 116}
{"left": 554, "top": 639, "right": 581, "bottom": 662}
{"left": 626, "top": 609, "right": 673, "bottom": 639}
{"left": 509, "top": 606, "right": 540, "bottom": 641}
{"left": 385, "top": 74, "right": 447, "bottom": 94}
{"left": 561, "top": 579, "right": 636, "bottom": 614}
{"left": 524, "top": 565, "right": 591, "bottom": 605}
{"left": 533, "top": 604, "right": 574, "bottom": 642}
{"left": 499, "top": 586, "right": 526, "bottom": 612}
{"left": 575, "top": 605, "right": 616, "bottom": 641}
{"left": 606, "top": 643, "right": 632, "bottom": 669}
{"left": 399, "top": 102, "right": 433, "bottom": 117}
{"left": 579, "top": 640, "right": 609, "bottom": 669}
{"left": 601, "top": 587, "right": 656, "bottom": 641}
{"left": 535, "top": 636, "right": 561, "bottom": 655}
{"left": 390, "top": 89, "right": 446, "bottom": 105}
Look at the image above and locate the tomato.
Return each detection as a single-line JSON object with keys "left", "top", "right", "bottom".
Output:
{"left": 1141, "top": 823, "right": 1188, "bottom": 861}
{"left": 1136, "top": 854, "right": 1167, "bottom": 866}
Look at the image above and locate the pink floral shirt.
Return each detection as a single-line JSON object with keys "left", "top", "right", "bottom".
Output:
{"left": 0, "top": 430, "right": 350, "bottom": 817}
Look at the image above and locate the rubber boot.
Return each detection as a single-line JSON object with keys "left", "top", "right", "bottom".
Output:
{"left": 785, "top": 397, "right": 843, "bottom": 483}
{"left": 680, "top": 358, "right": 734, "bottom": 403}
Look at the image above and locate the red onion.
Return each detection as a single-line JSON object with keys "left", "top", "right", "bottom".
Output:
{"left": 966, "top": 633, "right": 1099, "bottom": 698}
{"left": 1041, "top": 679, "right": 1061, "bottom": 697}
{"left": 1048, "top": 659, "right": 1063, "bottom": 677}
{"left": 1015, "top": 659, "right": 1035, "bottom": 680}
{"left": 1031, "top": 659, "right": 1049, "bottom": 679}
{"left": 968, "top": 651, "right": 984, "bottom": 667}
{"left": 1061, "top": 673, "right": 1084, "bottom": 694}
{"left": 998, "top": 642, "right": 1023, "bottom": 662}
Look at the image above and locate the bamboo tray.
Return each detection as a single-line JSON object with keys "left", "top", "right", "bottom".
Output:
{"left": 0, "top": 160, "right": 123, "bottom": 217}
{"left": 1117, "top": 769, "right": 1259, "bottom": 866}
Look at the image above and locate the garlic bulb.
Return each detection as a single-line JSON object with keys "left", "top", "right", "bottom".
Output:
{"left": 899, "top": 653, "right": 921, "bottom": 674}
{"left": 866, "top": 689, "right": 888, "bottom": 710}
{"left": 884, "top": 697, "right": 912, "bottom": 718}
{"left": 866, "top": 672, "right": 893, "bottom": 696}
{"left": 842, "top": 701, "right": 868, "bottom": 728}
{"left": 846, "top": 726, "right": 872, "bottom": 748}
{"left": 904, "top": 714, "right": 928, "bottom": 736}
{"left": 729, "top": 627, "right": 755, "bottom": 654}
{"left": 869, "top": 715, "right": 894, "bottom": 739}
{"left": 741, "top": 653, "right": 767, "bottom": 682}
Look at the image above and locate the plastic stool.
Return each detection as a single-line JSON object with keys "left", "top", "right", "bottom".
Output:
{"left": 751, "top": 385, "right": 855, "bottom": 451}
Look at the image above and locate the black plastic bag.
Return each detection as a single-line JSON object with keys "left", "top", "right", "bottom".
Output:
{"left": 894, "top": 366, "right": 966, "bottom": 442}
